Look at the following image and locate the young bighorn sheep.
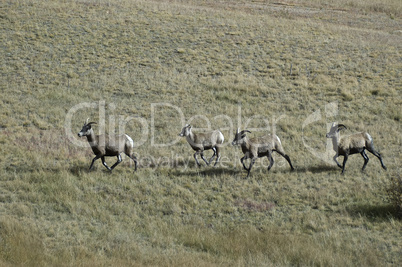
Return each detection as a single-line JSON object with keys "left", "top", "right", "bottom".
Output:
{"left": 326, "top": 123, "right": 386, "bottom": 174}
{"left": 232, "top": 129, "right": 294, "bottom": 178}
{"left": 78, "top": 119, "right": 138, "bottom": 171}
{"left": 178, "top": 124, "right": 224, "bottom": 167}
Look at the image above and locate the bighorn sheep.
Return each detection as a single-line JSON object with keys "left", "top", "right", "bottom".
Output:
{"left": 78, "top": 119, "right": 138, "bottom": 171}
{"left": 178, "top": 124, "right": 224, "bottom": 167}
{"left": 232, "top": 129, "right": 294, "bottom": 178}
{"left": 326, "top": 123, "right": 386, "bottom": 174}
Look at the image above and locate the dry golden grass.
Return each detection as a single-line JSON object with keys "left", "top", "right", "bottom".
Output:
{"left": 0, "top": 0, "right": 401, "bottom": 266}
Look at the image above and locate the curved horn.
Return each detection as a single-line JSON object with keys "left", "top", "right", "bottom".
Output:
{"left": 84, "top": 118, "right": 97, "bottom": 126}
{"left": 337, "top": 124, "right": 347, "bottom": 130}
{"left": 242, "top": 130, "right": 251, "bottom": 134}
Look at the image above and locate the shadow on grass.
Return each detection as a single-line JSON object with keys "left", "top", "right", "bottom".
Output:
{"left": 69, "top": 165, "right": 135, "bottom": 176}
{"left": 172, "top": 167, "right": 239, "bottom": 177}
{"left": 295, "top": 165, "right": 340, "bottom": 174}
{"left": 68, "top": 163, "right": 111, "bottom": 175}
{"left": 346, "top": 203, "right": 400, "bottom": 221}
{"left": 69, "top": 165, "right": 87, "bottom": 176}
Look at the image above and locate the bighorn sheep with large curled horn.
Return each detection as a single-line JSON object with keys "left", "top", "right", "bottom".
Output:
{"left": 326, "top": 123, "right": 386, "bottom": 174}
{"left": 232, "top": 129, "right": 294, "bottom": 178}
{"left": 178, "top": 124, "right": 224, "bottom": 167}
{"left": 78, "top": 118, "right": 138, "bottom": 171}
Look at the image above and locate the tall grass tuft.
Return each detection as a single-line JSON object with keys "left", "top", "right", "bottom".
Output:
{"left": 387, "top": 174, "right": 402, "bottom": 218}
{"left": 0, "top": 217, "right": 46, "bottom": 266}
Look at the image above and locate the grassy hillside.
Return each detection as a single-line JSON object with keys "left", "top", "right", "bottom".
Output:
{"left": 0, "top": 0, "right": 401, "bottom": 266}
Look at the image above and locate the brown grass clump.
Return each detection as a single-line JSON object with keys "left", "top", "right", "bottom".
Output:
{"left": 387, "top": 174, "right": 402, "bottom": 218}
{"left": 235, "top": 198, "right": 276, "bottom": 212}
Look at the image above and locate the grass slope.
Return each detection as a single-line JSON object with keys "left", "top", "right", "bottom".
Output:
{"left": 0, "top": 0, "right": 401, "bottom": 266}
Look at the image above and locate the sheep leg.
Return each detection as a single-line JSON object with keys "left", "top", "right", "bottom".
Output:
{"left": 193, "top": 152, "right": 202, "bottom": 167}
{"left": 284, "top": 155, "right": 295, "bottom": 171}
{"left": 208, "top": 147, "right": 217, "bottom": 165}
{"left": 210, "top": 146, "right": 221, "bottom": 166}
{"left": 333, "top": 154, "right": 342, "bottom": 169}
{"left": 89, "top": 155, "right": 101, "bottom": 170}
{"left": 101, "top": 156, "right": 112, "bottom": 171}
{"left": 367, "top": 148, "right": 387, "bottom": 170}
{"left": 246, "top": 158, "right": 256, "bottom": 178}
{"left": 200, "top": 151, "right": 210, "bottom": 166}
{"left": 267, "top": 152, "right": 274, "bottom": 171}
{"left": 110, "top": 154, "right": 122, "bottom": 170}
{"left": 214, "top": 146, "right": 221, "bottom": 166}
{"left": 129, "top": 153, "right": 138, "bottom": 171}
{"left": 275, "top": 151, "right": 295, "bottom": 171}
{"left": 341, "top": 155, "right": 348, "bottom": 174}
{"left": 360, "top": 150, "right": 369, "bottom": 171}
{"left": 240, "top": 156, "right": 249, "bottom": 171}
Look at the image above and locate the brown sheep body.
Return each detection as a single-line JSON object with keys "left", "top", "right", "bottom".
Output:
{"left": 232, "top": 129, "right": 294, "bottom": 178}
{"left": 78, "top": 119, "right": 138, "bottom": 171}
{"left": 326, "top": 123, "right": 386, "bottom": 174}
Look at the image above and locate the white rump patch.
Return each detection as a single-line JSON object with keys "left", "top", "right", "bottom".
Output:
{"left": 218, "top": 132, "right": 225, "bottom": 144}
{"left": 365, "top": 133, "right": 373, "bottom": 142}
{"left": 275, "top": 135, "right": 282, "bottom": 145}
{"left": 125, "top": 134, "right": 134, "bottom": 147}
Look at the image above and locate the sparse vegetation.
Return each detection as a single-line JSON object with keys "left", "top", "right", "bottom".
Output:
{"left": 0, "top": 0, "right": 401, "bottom": 266}
{"left": 387, "top": 174, "right": 402, "bottom": 218}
